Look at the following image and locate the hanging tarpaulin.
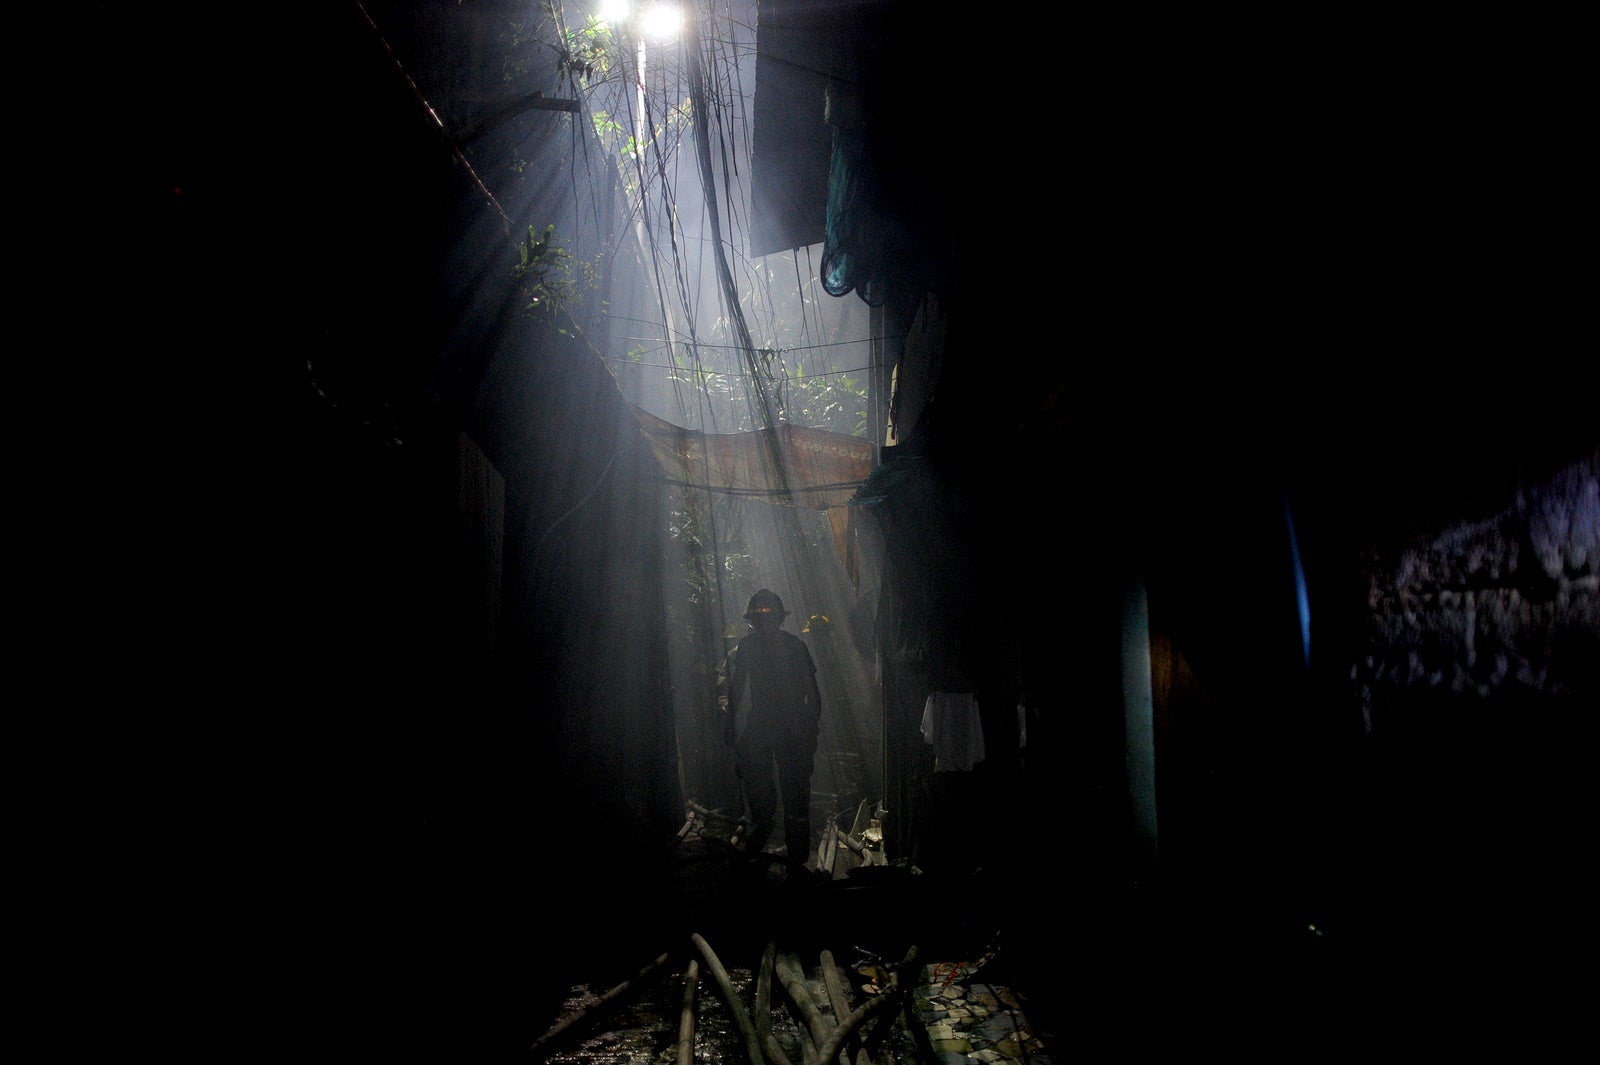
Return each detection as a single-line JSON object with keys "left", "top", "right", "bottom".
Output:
{"left": 631, "top": 405, "right": 872, "bottom": 506}
{"left": 630, "top": 404, "right": 874, "bottom": 580}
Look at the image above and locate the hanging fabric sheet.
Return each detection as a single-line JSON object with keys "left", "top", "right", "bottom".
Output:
{"left": 629, "top": 404, "right": 874, "bottom": 583}
{"left": 921, "top": 691, "right": 985, "bottom": 773}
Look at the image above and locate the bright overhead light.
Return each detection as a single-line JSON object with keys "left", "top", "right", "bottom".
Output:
{"left": 595, "top": 0, "right": 682, "bottom": 41}
{"left": 638, "top": 2, "right": 684, "bottom": 41}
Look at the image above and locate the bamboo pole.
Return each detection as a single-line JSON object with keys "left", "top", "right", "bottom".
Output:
{"left": 819, "top": 950, "right": 871, "bottom": 1065}
{"left": 690, "top": 933, "right": 772, "bottom": 1065}
{"left": 756, "top": 940, "right": 796, "bottom": 1065}
{"left": 676, "top": 959, "right": 700, "bottom": 1065}
{"left": 775, "top": 951, "right": 830, "bottom": 1059}
{"left": 862, "top": 946, "right": 921, "bottom": 1061}
{"left": 835, "top": 826, "right": 866, "bottom": 856}
{"left": 813, "top": 989, "right": 899, "bottom": 1065}
{"left": 818, "top": 817, "right": 839, "bottom": 877}
{"left": 529, "top": 951, "right": 672, "bottom": 1058}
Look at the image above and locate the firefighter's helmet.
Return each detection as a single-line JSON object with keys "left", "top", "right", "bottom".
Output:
{"left": 743, "top": 588, "right": 788, "bottom": 623}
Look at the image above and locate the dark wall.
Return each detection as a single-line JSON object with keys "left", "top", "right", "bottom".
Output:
{"left": 94, "top": 5, "right": 692, "bottom": 1056}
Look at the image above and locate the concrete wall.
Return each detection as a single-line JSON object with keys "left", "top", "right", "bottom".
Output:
{"left": 1356, "top": 452, "right": 1599, "bottom": 729}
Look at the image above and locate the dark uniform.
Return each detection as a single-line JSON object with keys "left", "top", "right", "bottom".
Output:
{"left": 720, "top": 589, "right": 822, "bottom": 882}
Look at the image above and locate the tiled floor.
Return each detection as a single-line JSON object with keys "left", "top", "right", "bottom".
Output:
{"left": 912, "top": 962, "right": 1055, "bottom": 1065}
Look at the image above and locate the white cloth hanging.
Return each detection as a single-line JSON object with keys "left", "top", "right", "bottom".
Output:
{"left": 920, "top": 691, "right": 985, "bottom": 772}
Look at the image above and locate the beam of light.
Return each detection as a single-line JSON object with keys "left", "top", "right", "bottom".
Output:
{"left": 1122, "top": 573, "right": 1159, "bottom": 870}
{"left": 1284, "top": 493, "right": 1311, "bottom": 670}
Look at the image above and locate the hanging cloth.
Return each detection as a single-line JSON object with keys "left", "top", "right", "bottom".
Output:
{"left": 920, "top": 692, "right": 985, "bottom": 773}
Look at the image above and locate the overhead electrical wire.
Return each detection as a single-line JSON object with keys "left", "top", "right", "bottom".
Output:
{"left": 351, "top": 0, "right": 512, "bottom": 238}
